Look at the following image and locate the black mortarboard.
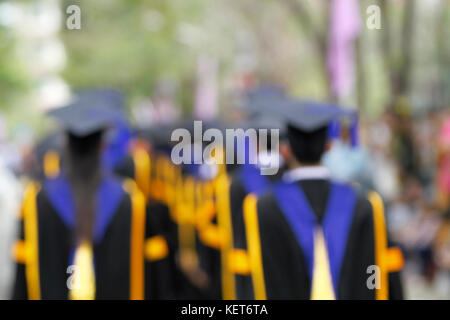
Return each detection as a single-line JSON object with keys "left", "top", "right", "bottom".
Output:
{"left": 74, "top": 88, "right": 125, "bottom": 111}
{"left": 172, "top": 118, "right": 228, "bottom": 136}
{"left": 278, "top": 100, "right": 344, "bottom": 133}
{"left": 278, "top": 99, "right": 358, "bottom": 142}
{"left": 238, "top": 112, "right": 287, "bottom": 139}
{"left": 237, "top": 84, "right": 289, "bottom": 137}
{"left": 75, "top": 88, "right": 128, "bottom": 124}
{"left": 48, "top": 94, "right": 121, "bottom": 137}
{"left": 242, "top": 84, "right": 286, "bottom": 115}
{"left": 280, "top": 99, "right": 360, "bottom": 163}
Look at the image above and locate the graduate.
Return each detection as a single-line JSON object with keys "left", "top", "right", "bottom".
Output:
{"left": 11, "top": 95, "right": 172, "bottom": 300}
{"left": 228, "top": 111, "right": 287, "bottom": 300}
{"left": 173, "top": 120, "right": 227, "bottom": 299}
{"left": 229, "top": 85, "right": 289, "bottom": 241}
{"left": 34, "top": 89, "right": 152, "bottom": 197}
{"left": 139, "top": 120, "right": 217, "bottom": 299}
{"left": 181, "top": 159, "right": 222, "bottom": 299}
{"left": 241, "top": 101, "right": 404, "bottom": 300}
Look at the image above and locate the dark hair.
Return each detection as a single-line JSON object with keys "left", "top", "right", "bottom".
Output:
{"left": 66, "top": 131, "right": 103, "bottom": 244}
{"left": 287, "top": 124, "right": 328, "bottom": 164}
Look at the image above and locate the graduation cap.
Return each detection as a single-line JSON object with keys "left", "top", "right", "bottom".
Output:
{"left": 236, "top": 85, "right": 290, "bottom": 138}
{"left": 75, "top": 88, "right": 125, "bottom": 111}
{"left": 238, "top": 112, "right": 287, "bottom": 139}
{"left": 241, "top": 83, "right": 286, "bottom": 116}
{"left": 141, "top": 124, "right": 173, "bottom": 147}
{"left": 245, "top": 83, "right": 285, "bottom": 99}
{"left": 74, "top": 89, "right": 129, "bottom": 125}
{"left": 279, "top": 99, "right": 359, "bottom": 146}
{"left": 48, "top": 94, "right": 121, "bottom": 137}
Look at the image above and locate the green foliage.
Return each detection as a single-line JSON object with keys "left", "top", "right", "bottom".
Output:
{"left": 0, "top": 27, "right": 30, "bottom": 111}
{"left": 61, "top": 0, "right": 206, "bottom": 111}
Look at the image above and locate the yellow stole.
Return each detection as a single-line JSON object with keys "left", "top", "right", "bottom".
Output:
{"left": 310, "top": 227, "right": 336, "bottom": 300}
{"left": 69, "top": 241, "right": 96, "bottom": 300}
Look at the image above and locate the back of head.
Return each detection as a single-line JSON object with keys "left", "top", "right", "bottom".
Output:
{"left": 278, "top": 100, "right": 348, "bottom": 166}
{"left": 287, "top": 124, "right": 328, "bottom": 165}
{"left": 68, "top": 131, "right": 103, "bottom": 157}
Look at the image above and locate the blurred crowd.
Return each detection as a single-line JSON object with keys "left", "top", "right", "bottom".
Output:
{"left": 359, "top": 105, "right": 450, "bottom": 298}
{"left": 0, "top": 88, "right": 449, "bottom": 299}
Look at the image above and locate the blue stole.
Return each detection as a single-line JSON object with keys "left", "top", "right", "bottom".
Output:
{"left": 43, "top": 174, "right": 126, "bottom": 267}
{"left": 239, "top": 164, "right": 270, "bottom": 196}
{"left": 43, "top": 174, "right": 125, "bottom": 243}
{"left": 102, "top": 122, "right": 134, "bottom": 172}
{"left": 273, "top": 180, "right": 356, "bottom": 296}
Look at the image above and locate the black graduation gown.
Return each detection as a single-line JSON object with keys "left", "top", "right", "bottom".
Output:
{"left": 230, "top": 166, "right": 285, "bottom": 246}
{"left": 239, "top": 179, "right": 403, "bottom": 300}
{"left": 195, "top": 214, "right": 223, "bottom": 299}
{"left": 113, "top": 154, "right": 136, "bottom": 180}
{"left": 229, "top": 165, "right": 284, "bottom": 299}
{"left": 12, "top": 175, "right": 174, "bottom": 300}
{"left": 146, "top": 197, "right": 208, "bottom": 300}
{"left": 123, "top": 150, "right": 209, "bottom": 300}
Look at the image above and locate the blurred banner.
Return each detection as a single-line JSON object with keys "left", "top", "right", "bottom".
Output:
{"left": 327, "top": 0, "right": 361, "bottom": 100}
{"left": 194, "top": 55, "right": 218, "bottom": 121}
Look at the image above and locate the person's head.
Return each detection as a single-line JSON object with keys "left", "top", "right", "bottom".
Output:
{"left": 66, "top": 130, "right": 104, "bottom": 178}
{"left": 280, "top": 124, "right": 331, "bottom": 168}
{"left": 276, "top": 100, "right": 343, "bottom": 168}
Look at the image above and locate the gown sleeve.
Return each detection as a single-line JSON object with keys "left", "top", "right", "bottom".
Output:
{"left": 145, "top": 201, "right": 176, "bottom": 299}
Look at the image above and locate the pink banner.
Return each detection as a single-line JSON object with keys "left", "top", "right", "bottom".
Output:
{"left": 194, "top": 56, "right": 218, "bottom": 120}
{"left": 327, "top": 0, "right": 361, "bottom": 99}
